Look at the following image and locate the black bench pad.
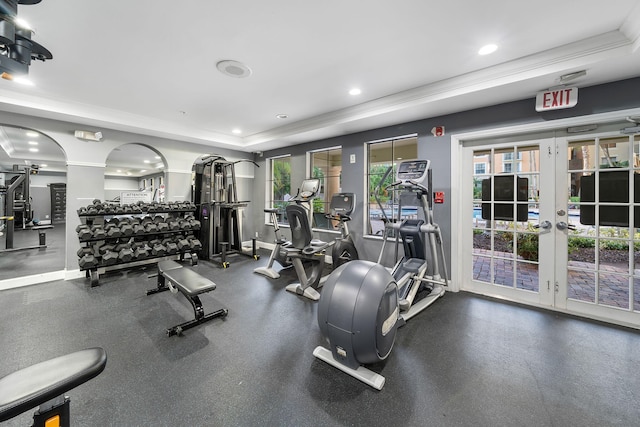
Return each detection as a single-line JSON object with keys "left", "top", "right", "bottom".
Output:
{"left": 0, "top": 347, "right": 107, "bottom": 422}
{"left": 163, "top": 268, "right": 216, "bottom": 296}
{"left": 157, "top": 260, "right": 183, "bottom": 274}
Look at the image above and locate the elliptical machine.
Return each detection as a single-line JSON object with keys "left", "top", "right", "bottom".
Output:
{"left": 313, "top": 159, "right": 448, "bottom": 389}
{"left": 326, "top": 192, "right": 359, "bottom": 268}
{"left": 254, "top": 179, "right": 320, "bottom": 279}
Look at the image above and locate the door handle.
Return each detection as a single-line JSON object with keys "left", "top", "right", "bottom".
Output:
{"left": 556, "top": 221, "right": 576, "bottom": 231}
{"left": 534, "top": 220, "right": 552, "bottom": 230}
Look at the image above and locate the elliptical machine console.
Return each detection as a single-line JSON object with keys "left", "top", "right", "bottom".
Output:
{"left": 313, "top": 159, "right": 448, "bottom": 389}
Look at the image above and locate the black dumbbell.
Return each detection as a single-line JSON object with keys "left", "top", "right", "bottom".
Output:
{"left": 177, "top": 238, "right": 190, "bottom": 251}
{"left": 118, "top": 247, "right": 134, "bottom": 263}
{"left": 92, "top": 226, "right": 106, "bottom": 240}
{"left": 133, "top": 223, "right": 146, "bottom": 235}
{"left": 134, "top": 246, "right": 149, "bottom": 259}
{"left": 78, "top": 253, "right": 98, "bottom": 269}
{"left": 167, "top": 219, "right": 180, "bottom": 231}
{"left": 102, "top": 250, "right": 119, "bottom": 266}
{"left": 189, "top": 238, "right": 202, "bottom": 252}
{"left": 141, "top": 217, "right": 153, "bottom": 226}
{"left": 105, "top": 224, "right": 122, "bottom": 238}
{"left": 165, "top": 242, "right": 178, "bottom": 254}
{"left": 153, "top": 216, "right": 164, "bottom": 224}
{"left": 77, "top": 225, "right": 92, "bottom": 241}
{"left": 98, "top": 244, "right": 116, "bottom": 255}
{"left": 120, "top": 223, "right": 133, "bottom": 236}
{"left": 145, "top": 223, "right": 158, "bottom": 233}
{"left": 179, "top": 220, "right": 192, "bottom": 231}
{"left": 189, "top": 219, "right": 201, "bottom": 230}
{"left": 151, "top": 243, "right": 167, "bottom": 257}
{"left": 77, "top": 247, "right": 93, "bottom": 258}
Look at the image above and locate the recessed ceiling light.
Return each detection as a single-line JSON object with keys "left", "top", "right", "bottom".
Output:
{"left": 28, "top": 141, "right": 38, "bottom": 145}
{"left": 349, "top": 88, "right": 362, "bottom": 96}
{"left": 154, "top": 156, "right": 161, "bottom": 160}
{"left": 232, "top": 129, "right": 242, "bottom": 134}
{"left": 40, "top": 164, "right": 47, "bottom": 167}
{"left": 140, "top": 169, "right": 147, "bottom": 173}
{"left": 217, "top": 60, "right": 252, "bottom": 78}
{"left": 276, "top": 114, "right": 289, "bottom": 119}
{"left": 143, "top": 160, "right": 150, "bottom": 163}
{"left": 478, "top": 44, "right": 498, "bottom": 55}
{"left": 26, "top": 131, "right": 38, "bottom": 137}
{"left": 13, "top": 76, "right": 34, "bottom": 86}
{"left": 117, "top": 169, "right": 122, "bottom": 173}
{"left": 28, "top": 147, "right": 38, "bottom": 152}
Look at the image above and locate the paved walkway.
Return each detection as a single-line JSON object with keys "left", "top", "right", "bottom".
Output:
{"left": 472, "top": 250, "right": 640, "bottom": 311}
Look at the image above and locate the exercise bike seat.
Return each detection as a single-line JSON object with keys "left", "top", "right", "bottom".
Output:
{"left": 263, "top": 208, "right": 279, "bottom": 214}
{"left": 0, "top": 347, "right": 107, "bottom": 422}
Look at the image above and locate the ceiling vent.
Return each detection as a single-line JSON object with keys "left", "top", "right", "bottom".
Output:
{"left": 216, "top": 60, "right": 252, "bottom": 78}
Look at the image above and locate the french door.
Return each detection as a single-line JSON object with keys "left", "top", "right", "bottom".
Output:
{"left": 461, "top": 128, "right": 640, "bottom": 327}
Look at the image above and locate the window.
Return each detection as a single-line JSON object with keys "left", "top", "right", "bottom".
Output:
{"left": 366, "top": 135, "right": 418, "bottom": 236}
{"left": 266, "top": 155, "right": 291, "bottom": 224}
{"left": 309, "top": 147, "right": 342, "bottom": 230}
{"left": 474, "top": 163, "right": 487, "bottom": 175}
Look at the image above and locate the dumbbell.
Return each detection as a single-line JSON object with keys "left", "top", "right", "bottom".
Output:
{"left": 103, "top": 205, "right": 115, "bottom": 215}
{"left": 134, "top": 246, "right": 149, "bottom": 260}
{"left": 189, "top": 238, "right": 202, "bottom": 252}
{"left": 156, "top": 221, "right": 169, "bottom": 232}
{"left": 114, "top": 205, "right": 125, "bottom": 215}
{"left": 153, "top": 216, "right": 165, "bottom": 224}
{"left": 167, "top": 219, "right": 180, "bottom": 231}
{"left": 133, "top": 223, "right": 146, "bottom": 235}
{"left": 189, "top": 219, "right": 201, "bottom": 230}
{"left": 78, "top": 253, "right": 99, "bottom": 270}
{"left": 92, "top": 226, "right": 107, "bottom": 240}
{"left": 151, "top": 242, "right": 167, "bottom": 257}
{"left": 77, "top": 225, "right": 92, "bottom": 241}
{"left": 118, "top": 246, "right": 134, "bottom": 263}
{"left": 141, "top": 217, "right": 153, "bottom": 226}
{"left": 77, "top": 247, "right": 93, "bottom": 258}
{"left": 98, "top": 244, "right": 116, "bottom": 256}
{"left": 165, "top": 242, "right": 178, "bottom": 254}
{"left": 120, "top": 222, "right": 133, "bottom": 236}
{"left": 105, "top": 224, "right": 122, "bottom": 238}
{"left": 177, "top": 238, "right": 191, "bottom": 251}
{"left": 145, "top": 223, "right": 158, "bottom": 233}
{"left": 101, "top": 250, "right": 119, "bottom": 266}
{"left": 179, "top": 220, "right": 192, "bottom": 231}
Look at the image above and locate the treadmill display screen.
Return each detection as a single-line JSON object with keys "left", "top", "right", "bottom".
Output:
{"left": 397, "top": 160, "right": 430, "bottom": 182}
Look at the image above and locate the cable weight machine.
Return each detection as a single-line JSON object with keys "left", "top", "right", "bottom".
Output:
{"left": 193, "top": 155, "right": 259, "bottom": 267}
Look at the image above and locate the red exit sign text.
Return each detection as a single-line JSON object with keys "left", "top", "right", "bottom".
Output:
{"left": 535, "top": 87, "right": 578, "bottom": 112}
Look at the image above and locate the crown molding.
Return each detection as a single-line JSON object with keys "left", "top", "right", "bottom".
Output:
{"left": 243, "top": 31, "right": 634, "bottom": 147}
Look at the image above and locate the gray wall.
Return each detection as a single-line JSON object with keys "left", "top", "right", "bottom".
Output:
{"left": 253, "top": 77, "right": 640, "bottom": 275}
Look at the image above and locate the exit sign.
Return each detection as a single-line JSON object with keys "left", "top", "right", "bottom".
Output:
{"left": 535, "top": 87, "right": 578, "bottom": 112}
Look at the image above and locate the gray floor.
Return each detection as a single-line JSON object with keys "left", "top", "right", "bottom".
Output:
{"left": 1, "top": 251, "right": 640, "bottom": 426}
{"left": 0, "top": 224, "right": 66, "bottom": 280}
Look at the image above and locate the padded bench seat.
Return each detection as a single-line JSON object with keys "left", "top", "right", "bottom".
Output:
{"left": 148, "top": 261, "right": 228, "bottom": 336}
{"left": 0, "top": 347, "right": 107, "bottom": 423}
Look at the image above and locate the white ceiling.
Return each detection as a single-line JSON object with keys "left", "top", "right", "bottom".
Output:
{"left": 1, "top": 0, "right": 640, "bottom": 159}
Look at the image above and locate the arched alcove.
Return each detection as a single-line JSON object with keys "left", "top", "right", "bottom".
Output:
{"left": 0, "top": 124, "right": 68, "bottom": 281}
{"left": 105, "top": 143, "right": 167, "bottom": 202}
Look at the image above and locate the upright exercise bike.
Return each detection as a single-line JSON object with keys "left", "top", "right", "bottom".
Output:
{"left": 313, "top": 159, "right": 448, "bottom": 389}
{"left": 326, "top": 192, "right": 359, "bottom": 268}
{"left": 254, "top": 179, "right": 320, "bottom": 279}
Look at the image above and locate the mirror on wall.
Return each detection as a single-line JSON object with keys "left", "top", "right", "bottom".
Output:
{"left": 0, "top": 125, "right": 67, "bottom": 281}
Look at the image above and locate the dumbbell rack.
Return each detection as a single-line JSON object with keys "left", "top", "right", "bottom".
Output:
{"left": 77, "top": 202, "right": 201, "bottom": 287}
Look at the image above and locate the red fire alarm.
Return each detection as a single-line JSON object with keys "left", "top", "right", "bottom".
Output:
{"left": 431, "top": 126, "right": 445, "bottom": 137}
{"left": 434, "top": 191, "right": 445, "bottom": 204}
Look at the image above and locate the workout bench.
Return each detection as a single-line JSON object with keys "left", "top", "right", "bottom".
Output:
{"left": 147, "top": 260, "right": 228, "bottom": 336}
{"left": 0, "top": 347, "right": 107, "bottom": 426}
